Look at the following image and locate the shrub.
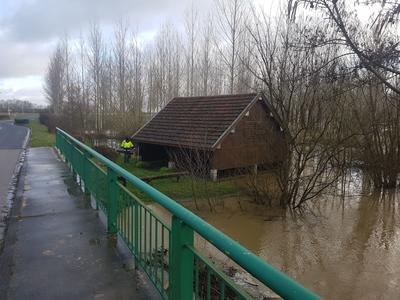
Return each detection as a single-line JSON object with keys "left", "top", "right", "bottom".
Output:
{"left": 94, "top": 146, "right": 119, "bottom": 161}
{"left": 136, "top": 161, "right": 150, "bottom": 168}
{"left": 14, "top": 118, "right": 29, "bottom": 124}
{"left": 39, "top": 112, "right": 57, "bottom": 133}
{"left": 39, "top": 113, "right": 49, "bottom": 125}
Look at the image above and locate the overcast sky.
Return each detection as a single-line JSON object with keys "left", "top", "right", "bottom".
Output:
{"left": 0, "top": 0, "right": 376, "bottom": 106}
{"left": 0, "top": 0, "right": 218, "bottom": 105}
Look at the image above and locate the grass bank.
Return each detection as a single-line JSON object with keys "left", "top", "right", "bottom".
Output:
{"left": 110, "top": 156, "right": 243, "bottom": 201}
{"left": 27, "top": 120, "right": 55, "bottom": 147}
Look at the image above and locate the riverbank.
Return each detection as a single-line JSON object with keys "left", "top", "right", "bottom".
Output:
{"left": 116, "top": 156, "right": 247, "bottom": 201}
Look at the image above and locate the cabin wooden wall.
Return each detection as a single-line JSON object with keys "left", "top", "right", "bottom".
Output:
{"left": 211, "top": 100, "right": 287, "bottom": 170}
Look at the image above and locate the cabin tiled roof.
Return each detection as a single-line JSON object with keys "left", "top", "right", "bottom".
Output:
{"left": 133, "top": 93, "right": 258, "bottom": 149}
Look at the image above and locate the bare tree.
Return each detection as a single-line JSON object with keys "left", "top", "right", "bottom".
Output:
{"left": 167, "top": 145, "right": 215, "bottom": 211}
{"left": 146, "top": 23, "right": 183, "bottom": 113}
{"left": 215, "top": 0, "right": 248, "bottom": 94}
{"left": 113, "top": 21, "right": 129, "bottom": 125}
{"left": 88, "top": 23, "right": 106, "bottom": 132}
{"left": 77, "top": 32, "right": 90, "bottom": 130}
{"left": 199, "top": 18, "right": 214, "bottom": 96}
{"left": 44, "top": 44, "right": 65, "bottom": 114}
{"left": 291, "top": 0, "right": 400, "bottom": 95}
{"left": 184, "top": 4, "right": 199, "bottom": 96}
{"left": 350, "top": 76, "right": 400, "bottom": 188}
{"left": 247, "top": 6, "right": 351, "bottom": 208}
{"left": 128, "top": 34, "right": 145, "bottom": 125}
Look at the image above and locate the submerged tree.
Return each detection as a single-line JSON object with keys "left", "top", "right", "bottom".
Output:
{"left": 350, "top": 76, "right": 400, "bottom": 188}
{"left": 246, "top": 6, "right": 353, "bottom": 208}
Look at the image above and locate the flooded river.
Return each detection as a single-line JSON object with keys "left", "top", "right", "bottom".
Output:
{"left": 157, "top": 171, "right": 400, "bottom": 299}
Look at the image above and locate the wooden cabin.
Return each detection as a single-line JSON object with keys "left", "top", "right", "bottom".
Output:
{"left": 132, "top": 93, "right": 287, "bottom": 180}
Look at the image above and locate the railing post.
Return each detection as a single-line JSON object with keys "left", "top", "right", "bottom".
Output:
{"left": 67, "top": 138, "right": 72, "bottom": 167}
{"left": 107, "top": 167, "right": 118, "bottom": 236}
{"left": 83, "top": 151, "right": 92, "bottom": 197}
{"left": 55, "top": 129, "right": 59, "bottom": 150}
{"left": 64, "top": 136, "right": 69, "bottom": 164}
{"left": 58, "top": 131, "right": 65, "bottom": 162}
{"left": 134, "top": 202, "right": 139, "bottom": 270}
{"left": 72, "top": 140, "right": 77, "bottom": 176}
{"left": 170, "top": 216, "right": 194, "bottom": 300}
{"left": 71, "top": 146, "right": 77, "bottom": 181}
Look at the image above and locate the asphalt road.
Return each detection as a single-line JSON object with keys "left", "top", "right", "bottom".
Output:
{"left": 0, "top": 121, "right": 29, "bottom": 149}
{"left": 0, "top": 120, "right": 29, "bottom": 241}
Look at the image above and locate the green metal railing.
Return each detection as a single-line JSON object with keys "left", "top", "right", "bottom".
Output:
{"left": 55, "top": 127, "right": 322, "bottom": 300}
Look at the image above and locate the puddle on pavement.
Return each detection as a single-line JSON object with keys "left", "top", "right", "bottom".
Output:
{"left": 42, "top": 249, "right": 55, "bottom": 256}
{"left": 89, "top": 238, "right": 101, "bottom": 246}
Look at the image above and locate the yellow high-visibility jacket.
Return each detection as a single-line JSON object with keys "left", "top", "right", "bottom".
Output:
{"left": 121, "top": 140, "right": 134, "bottom": 149}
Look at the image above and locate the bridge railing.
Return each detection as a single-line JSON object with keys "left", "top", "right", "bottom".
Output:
{"left": 55, "top": 127, "right": 322, "bottom": 300}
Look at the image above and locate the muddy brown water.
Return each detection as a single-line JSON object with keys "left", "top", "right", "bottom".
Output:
{"left": 150, "top": 171, "right": 400, "bottom": 299}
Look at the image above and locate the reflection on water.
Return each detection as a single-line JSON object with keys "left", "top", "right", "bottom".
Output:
{"left": 148, "top": 169, "right": 400, "bottom": 299}
{"left": 180, "top": 170, "right": 400, "bottom": 300}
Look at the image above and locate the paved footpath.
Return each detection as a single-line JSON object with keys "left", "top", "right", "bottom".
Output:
{"left": 0, "top": 147, "right": 157, "bottom": 300}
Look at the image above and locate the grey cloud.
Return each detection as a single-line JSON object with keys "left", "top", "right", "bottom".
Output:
{"left": 2, "top": 0, "right": 193, "bottom": 42}
{"left": 0, "top": 0, "right": 213, "bottom": 103}
{"left": 1, "top": 85, "right": 46, "bottom": 104}
{"left": 0, "top": 40, "right": 52, "bottom": 78}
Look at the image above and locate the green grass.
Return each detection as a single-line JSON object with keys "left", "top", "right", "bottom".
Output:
{"left": 112, "top": 156, "right": 242, "bottom": 201}
{"left": 27, "top": 120, "right": 55, "bottom": 147}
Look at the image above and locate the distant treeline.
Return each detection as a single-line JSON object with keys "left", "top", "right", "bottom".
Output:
{"left": 0, "top": 99, "right": 47, "bottom": 113}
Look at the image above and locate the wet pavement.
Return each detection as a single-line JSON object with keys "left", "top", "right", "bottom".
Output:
{"left": 0, "top": 147, "right": 157, "bottom": 300}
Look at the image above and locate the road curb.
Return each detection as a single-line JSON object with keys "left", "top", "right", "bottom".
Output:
{"left": 22, "top": 127, "right": 31, "bottom": 149}
{"left": 0, "top": 129, "right": 30, "bottom": 254}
